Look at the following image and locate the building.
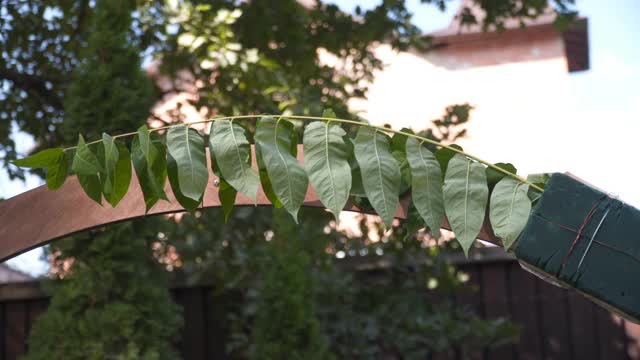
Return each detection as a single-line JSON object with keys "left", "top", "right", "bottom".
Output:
{"left": 347, "top": 0, "right": 588, "bottom": 180}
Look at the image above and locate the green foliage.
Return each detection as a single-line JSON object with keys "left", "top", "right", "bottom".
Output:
{"left": 166, "top": 125, "right": 209, "bottom": 203}
{"left": 253, "top": 210, "right": 334, "bottom": 360}
{"left": 443, "top": 155, "right": 489, "bottom": 256}
{"left": 23, "top": 222, "right": 183, "bottom": 360}
{"left": 406, "top": 138, "right": 444, "bottom": 239}
{"left": 168, "top": 206, "right": 520, "bottom": 359}
{"left": 303, "top": 121, "right": 352, "bottom": 219}
{"left": 1, "top": 0, "right": 576, "bottom": 177}
{"left": 2, "top": 1, "right": 572, "bottom": 357}
{"left": 354, "top": 126, "right": 401, "bottom": 228}
{"left": 255, "top": 117, "right": 309, "bottom": 221}
{"left": 101, "top": 135, "right": 132, "bottom": 208}
{"left": 23, "top": 2, "right": 182, "bottom": 359}
{"left": 167, "top": 152, "right": 202, "bottom": 213}
{"left": 486, "top": 162, "right": 518, "bottom": 189}
{"left": 13, "top": 148, "right": 68, "bottom": 190}
{"left": 72, "top": 136, "right": 103, "bottom": 175}
{"left": 131, "top": 127, "right": 168, "bottom": 213}
{"left": 19, "top": 113, "right": 537, "bottom": 253}
{"left": 435, "top": 144, "right": 464, "bottom": 175}
{"left": 210, "top": 120, "right": 260, "bottom": 202}
{"left": 490, "top": 178, "right": 531, "bottom": 249}
{"left": 61, "top": 1, "right": 156, "bottom": 145}
{"left": 73, "top": 136, "right": 104, "bottom": 204}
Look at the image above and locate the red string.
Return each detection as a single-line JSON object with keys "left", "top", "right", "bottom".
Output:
{"left": 533, "top": 214, "right": 578, "bottom": 233}
{"left": 559, "top": 195, "right": 608, "bottom": 272}
{"left": 533, "top": 197, "right": 640, "bottom": 268}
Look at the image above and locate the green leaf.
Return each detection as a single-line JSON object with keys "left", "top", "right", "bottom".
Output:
{"left": 209, "top": 119, "right": 259, "bottom": 202}
{"left": 167, "top": 153, "right": 201, "bottom": 213}
{"left": 166, "top": 125, "right": 209, "bottom": 202}
{"left": 72, "top": 135, "right": 102, "bottom": 175}
{"left": 77, "top": 174, "right": 102, "bottom": 205}
{"left": 486, "top": 163, "right": 517, "bottom": 188}
{"left": 255, "top": 117, "right": 308, "bottom": 221}
{"left": 101, "top": 140, "right": 132, "bottom": 208}
{"left": 210, "top": 148, "right": 237, "bottom": 222}
{"left": 303, "top": 121, "right": 351, "bottom": 219}
{"left": 137, "top": 125, "right": 159, "bottom": 165}
{"left": 353, "top": 126, "right": 400, "bottom": 228}
{"left": 526, "top": 173, "right": 550, "bottom": 203}
{"left": 347, "top": 139, "right": 366, "bottom": 197}
{"left": 526, "top": 173, "right": 551, "bottom": 190}
{"left": 443, "top": 154, "right": 488, "bottom": 256}
{"left": 45, "top": 152, "right": 69, "bottom": 190}
{"left": 435, "top": 144, "right": 463, "bottom": 176}
{"left": 13, "top": 148, "right": 65, "bottom": 168}
{"left": 391, "top": 128, "right": 414, "bottom": 188}
{"left": 218, "top": 178, "right": 238, "bottom": 222}
{"left": 256, "top": 143, "right": 283, "bottom": 208}
{"left": 322, "top": 108, "right": 337, "bottom": 119}
{"left": 489, "top": 177, "right": 531, "bottom": 250}
{"left": 101, "top": 133, "right": 118, "bottom": 200}
{"left": 132, "top": 130, "right": 168, "bottom": 212}
{"left": 406, "top": 138, "right": 444, "bottom": 239}
{"left": 13, "top": 148, "right": 69, "bottom": 190}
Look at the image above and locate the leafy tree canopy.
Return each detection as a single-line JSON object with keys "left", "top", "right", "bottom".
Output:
{"left": 1, "top": 0, "right": 576, "bottom": 175}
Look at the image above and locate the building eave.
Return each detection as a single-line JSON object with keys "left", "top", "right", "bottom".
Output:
{"left": 428, "top": 17, "right": 590, "bottom": 73}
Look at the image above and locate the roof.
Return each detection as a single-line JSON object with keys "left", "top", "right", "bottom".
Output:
{"left": 428, "top": 0, "right": 589, "bottom": 72}
{"left": 0, "top": 264, "right": 32, "bottom": 283}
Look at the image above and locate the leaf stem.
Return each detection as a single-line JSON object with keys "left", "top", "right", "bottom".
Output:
{"left": 62, "top": 114, "right": 543, "bottom": 192}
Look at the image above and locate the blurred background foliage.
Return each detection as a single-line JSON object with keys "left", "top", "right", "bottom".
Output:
{"left": 0, "top": 0, "right": 576, "bottom": 358}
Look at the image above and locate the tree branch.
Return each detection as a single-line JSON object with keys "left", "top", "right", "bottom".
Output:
{"left": 0, "top": 68, "right": 64, "bottom": 109}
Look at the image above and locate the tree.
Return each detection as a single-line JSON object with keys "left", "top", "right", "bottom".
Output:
{"left": 25, "top": 221, "right": 182, "bottom": 360}
{"left": 252, "top": 209, "right": 333, "bottom": 360}
{"left": 22, "top": 1, "right": 181, "bottom": 359}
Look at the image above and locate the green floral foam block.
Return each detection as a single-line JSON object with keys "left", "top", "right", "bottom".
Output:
{"left": 515, "top": 173, "right": 640, "bottom": 323}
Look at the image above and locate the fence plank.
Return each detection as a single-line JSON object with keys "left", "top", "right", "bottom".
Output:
{"left": 0, "top": 303, "right": 5, "bottom": 360}
{"left": 455, "top": 264, "right": 484, "bottom": 360}
{"left": 482, "top": 262, "right": 515, "bottom": 360}
{"left": 509, "top": 262, "right": 544, "bottom": 360}
{"left": 24, "top": 299, "right": 48, "bottom": 354}
{"left": 0, "top": 260, "right": 638, "bottom": 360}
{"left": 567, "top": 291, "right": 598, "bottom": 360}
{"left": 595, "top": 306, "right": 627, "bottom": 360}
{"left": 625, "top": 320, "right": 640, "bottom": 359}
{"left": 4, "top": 302, "right": 27, "bottom": 360}
{"left": 174, "top": 287, "right": 206, "bottom": 360}
{"left": 537, "top": 278, "right": 573, "bottom": 360}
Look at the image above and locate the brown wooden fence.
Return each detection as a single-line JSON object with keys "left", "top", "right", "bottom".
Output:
{"left": 1, "top": 254, "right": 640, "bottom": 360}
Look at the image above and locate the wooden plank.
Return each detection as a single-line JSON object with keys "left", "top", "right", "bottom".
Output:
{"left": 174, "top": 287, "right": 206, "bottom": 360}
{"left": 537, "top": 278, "right": 573, "bottom": 360}
{"left": 0, "top": 303, "right": 5, "bottom": 360}
{"left": 567, "top": 291, "right": 598, "bottom": 360}
{"left": 24, "top": 299, "right": 48, "bottom": 353}
{"left": 624, "top": 320, "right": 640, "bottom": 359}
{"left": 454, "top": 263, "right": 483, "bottom": 360}
{"left": 595, "top": 306, "right": 627, "bottom": 360}
{"left": 4, "top": 302, "right": 27, "bottom": 360}
{"left": 509, "top": 262, "right": 543, "bottom": 360}
{"left": 482, "top": 262, "right": 514, "bottom": 360}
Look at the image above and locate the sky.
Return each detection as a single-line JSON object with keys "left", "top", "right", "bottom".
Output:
{"left": 2, "top": 0, "right": 639, "bottom": 276}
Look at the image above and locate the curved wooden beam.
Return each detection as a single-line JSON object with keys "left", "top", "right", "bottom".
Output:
{"left": 0, "top": 145, "right": 498, "bottom": 262}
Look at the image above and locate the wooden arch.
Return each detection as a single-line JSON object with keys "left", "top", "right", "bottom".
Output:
{"left": 0, "top": 146, "right": 499, "bottom": 262}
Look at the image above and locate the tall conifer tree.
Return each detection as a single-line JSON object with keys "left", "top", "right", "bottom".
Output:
{"left": 24, "top": 1, "right": 182, "bottom": 359}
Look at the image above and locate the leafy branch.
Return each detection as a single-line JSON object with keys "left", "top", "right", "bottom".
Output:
{"left": 14, "top": 113, "right": 546, "bottom": 254}
{"left": 59, "top": 114, "right": 543, "bottom": 192}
